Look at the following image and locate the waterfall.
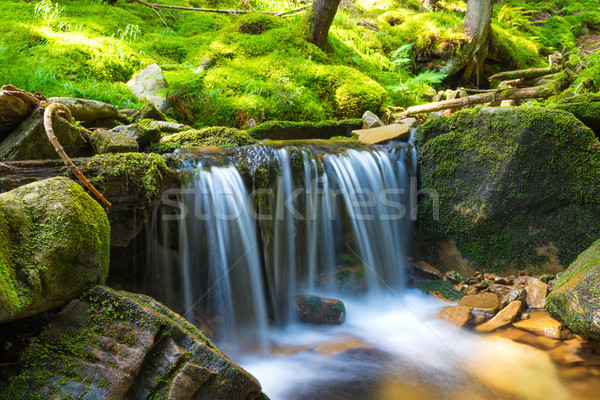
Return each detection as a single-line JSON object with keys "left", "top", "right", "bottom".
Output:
{"left": 145, "top": 142, "right": 414, "bottom": 353}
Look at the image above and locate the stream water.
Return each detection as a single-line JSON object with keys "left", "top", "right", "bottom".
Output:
{"left": 140, "top": 141, "right": 590, "bottom": 400}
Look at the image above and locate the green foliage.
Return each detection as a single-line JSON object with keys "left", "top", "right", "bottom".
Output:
{"left": 496, "top": 5, "right": 534, "bottom": 32}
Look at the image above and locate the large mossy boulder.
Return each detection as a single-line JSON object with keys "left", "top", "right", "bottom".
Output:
{"left": 0, "top": 286, "right": 264, "bottom": 400}
{"left": 158, "top": 127, "right": 256, "bottom": 152}
{"left": 0, "top": 108, "right": 93, "bottom": 160}
{"left": 0, "top": 177, "right": 110, "bottom": 324}
{"left": 415, "top": 106, "right": 600, "bottom": 275}
{"left": 554, "top": 94, "right": 600, "bottom": 137}
{"left": 547, "top": 239, "right": 600, "bottom": 340}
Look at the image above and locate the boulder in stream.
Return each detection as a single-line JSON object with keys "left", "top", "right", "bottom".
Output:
{"left": 415, "top": 107, "right": 600, "bottom": 275}
{"left": 547, "top": 238, "right": 600, "bottom": 340}
{"left": 296, "top": 295, "right": 346, "bottom": 325}
{"left": 0, "top": 286, "right": 264, "bottom": 400}
{"left": 0, "top": 177, "right": 110, "bottom": 324}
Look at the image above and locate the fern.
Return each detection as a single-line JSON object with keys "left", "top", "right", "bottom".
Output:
{"left": 497, "top": 5, "right": 534, "bottom": 32}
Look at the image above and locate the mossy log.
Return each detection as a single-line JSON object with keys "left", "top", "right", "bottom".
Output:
{"left": 488, "top": 66, "right": 560, "bottom": 82}
{"left": 402, "top": 85, "right": 554, "bottom": 116}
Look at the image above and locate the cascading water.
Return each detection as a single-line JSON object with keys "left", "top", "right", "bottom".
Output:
{"left": 144, "top": 142, "right": 415, "bottom": 355}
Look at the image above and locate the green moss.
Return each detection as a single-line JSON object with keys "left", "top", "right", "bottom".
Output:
{"left": 415, "top": 106, "right": 600, "bottom": 273}
{"left": 247, "top": 119, "right": 362, "bottom": 140}
{"left": 161, "top": 126, "right": 256, "bottom": 147}
{"left": 414, "top": 280, "right": 465, "bottom": 302}
{"left": 0, "top": 177, "right": 110, "bottom": 324}
{"left": 79, "top": 153, "right": 176, "bottom": 206}
{"left": 235, "top": 13, "right": 282, "bottom": 35}
{"left": 304, "top": 296, "right": 323, "bottom": 312}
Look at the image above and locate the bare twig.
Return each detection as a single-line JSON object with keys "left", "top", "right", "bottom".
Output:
{"left": 43, "top": 103, "right": 112, "bottom": 208}
{"left": 132, "top": 0, "right": 278, "bottom": 15}
{"left": 275, "top": 3, "right": 312, "bottom": 16}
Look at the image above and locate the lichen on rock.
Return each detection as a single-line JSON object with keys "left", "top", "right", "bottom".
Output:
{"left": 0, "top": 177, "right": 110, "bottom": 324}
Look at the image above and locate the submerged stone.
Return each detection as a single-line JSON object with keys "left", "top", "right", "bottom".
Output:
{"left": 415, "top": 106, "right": 600, "bottom": 275}
{"left": 0, "top": 177, "right": 110, "bottom": 324}
{"left": 513, "top": 311, "right": 566, "bottom": 339}
{"left": 0, "top": 286, "right": 263, "bottom": 400}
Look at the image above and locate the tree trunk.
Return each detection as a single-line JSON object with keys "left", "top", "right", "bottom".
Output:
{"left": 306, "top": 0, "right": 342, "bottom": 50}
{"left": 442, "top": 0, "right": 493, "bottom": 85}
{"left": 423, "top": 0, "right": 438, "bottom": 11}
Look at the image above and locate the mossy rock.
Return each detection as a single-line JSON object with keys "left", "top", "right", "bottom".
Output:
{"left": 90, "top": 128, "right": 139, "bottom": 154}
{"left": 132, "top": 101, "right": 168, "bottom": 122}
{"left": 247, "top": 119, "right": 362, "bottom": 140}
{"left": 0, "top": 177, "right": 110, "bottom": 324}
{"left": 0, "top": 108, "right": 93, "bottom": 161}
{"left": 79, "top": 153, "right": 178, "bottom": 207}
{"left": 160, "top": 126, "right": 257, "bottom": 148}
{"left": 415, "top": 106, "right": 600, "bottom": 275}
{"left": 334, "top": 80, "right": 387, "bottom": 119}
{"left": 547, "top": 239, "right": 600, "bottom": 340}
{"left": 554, "top": 94, "right": 600, "bottom": 137}
{"left": 0, "top": 286, "right": 263, "bottom": 399}
{"left": 414, "top": 280, "right": 465, "bottom": 302}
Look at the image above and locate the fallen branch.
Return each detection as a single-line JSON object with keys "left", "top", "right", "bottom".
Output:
{"left": 43, "top": 103, "right": 112, "bottom": 208}
{"left": 132, "top": 0, "right": 280, "bottom": 15}
{"left": 401, "top": 86, "right": 554, "bottom": 117}
{"left": 275, "top": 3, "right": 312, "bottom": 16}
{"left": 488, "top": 66, "right": 560, "bottom": 82}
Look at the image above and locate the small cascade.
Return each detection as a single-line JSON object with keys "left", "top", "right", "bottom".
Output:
{"left": 144, "top": 141, "right": 415, "bottom": 353}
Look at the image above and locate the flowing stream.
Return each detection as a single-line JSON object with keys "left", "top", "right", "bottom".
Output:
{"left": 142, "top": 141, "right": 575, "bottom": 400}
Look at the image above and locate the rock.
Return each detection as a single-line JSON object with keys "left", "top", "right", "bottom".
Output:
{"left": 0, "top": 177, "right": 110, "bottom": 324}
{"left": 245, "top": 118, "right": 257, "bottom": 129}
{"left": 513, "top": 311, "right": 566, "bottom": 339}
{"left": 443, "top": 270, "right": 464, "bottom": 284}
{"left": 458, "top": 292, "right": 499, "bottom": 314}
{"left": 147, "top": 120, "right": 191, "bottom": 133}
{"left": 91, "top": 129, "right": 139, "bottom": 154}
{"left": 476, "top": 300, "right": 522, "bottom": 333}
{"left": 132, "top": 101, "right": 168, "bottom": 122}
{"left": 296, "top": 295, "right": 346, "bottom": 325}
{"left": 415, "top": 107, "right": 600, "bottom": 275}
{"left": 120, "top": 108, "right": 138, "bottom": 118}
{"left": 127, "top": 63, "right": 171, "bottom": 112}
{"left": 412, "top": 260, "right": 442, "bottom": 280}
{"left": 547, "top": 239, "right": 600, "bottom": 340}
{"left": 160, "top": 127, "right": 256, "bottom": 149}
{"left": 110, "top": 123, "right": 161, "bottom": 150}
{"left": 500, "top": 100, "right": 517, "bottom": 107}
{"left": 49, "top": 97, "right": 127, "bottom": 124}
{"left": 438, "top": 305, "right": 471, "bottom": 327}
{"left": 525, "top": 277, "right": 548, "bottom": 309}
{"left": 362, "top": 110, "right": 384, "bottom": 129}
{"left": 352, "top": 119, "right": 416, "bottom": 144}
{"left": 489, "top": 284, "right": 526, "bottom": 309}
{"left": 1, "top": 286, "right": 263, "bottom": 399}
{"left": 0, "top": 86, "right": 38, "bottom": 140}
{"left": 554, "top": 93, "right": 600, "bottom": 136}
{"left": 0, "top": 108, "right": 93, "bottom": 160}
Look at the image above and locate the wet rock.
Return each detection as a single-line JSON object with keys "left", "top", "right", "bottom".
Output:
{"left": 443, "top": 270, "right": 464, "bottom": 284}
{"left": 490, "top": 284, "right": 526, "bottom": 309}
{"left": 458, "top": 292, "right": 499, "bottom": 314}
{"left": 110, "top": 123, "right": 161, "bottom": 150}
{"left": 476, "top": 300, "right": 522, "bottom": 333}
{"left": 362, "top": 110, "right": 384, "bottom": 129}
{"left": 0, "top": 86, "right": 38, "bottom": 140}
{"left": 415, "top": 107, "right": 600, "bottom": 274}
{"left": 525, "top": 277, "right": 548, "bottom": 309}
{"left": 352, "top": 118, "right": 416, "bottom": 144}
{"left": 0, "top": 177, "right": 110, "bottom": 324}
{"left": 412, "top": 260, "right": 442, "bottom": 280}
{"left": 127, "top": 63, "right": 171, "bottom": 112}
{"left": 2, "top": 286, "right": 263, "bottom": 399}
{"left": 438, "top": 305, "right": 471, "bottom": 327}
{"left": 465, "top": 277, "right": 479, "bottom": 285}
{"left": 547, "top": 239, "right": 600, "bottom": 340}
{"left": 50, "top": 97, "right": 127, "bottom": 124}
{"left": 296, "top": 295, "right": 346, "bottom": 325}
{"left": 91, "top": 128, "right": 139, "bottom": 154}
{"left": 513, "top": 311, "right": 566, "bottom": 339}
{"left": 0, "top": 108, "right": 93, "bottom": 160}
